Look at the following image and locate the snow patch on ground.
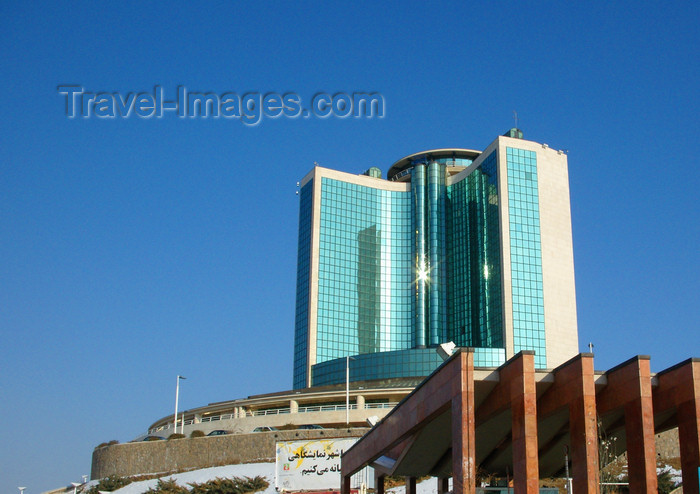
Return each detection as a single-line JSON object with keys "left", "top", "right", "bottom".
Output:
{"left": 657, "top": 464, "right": 683, "bottom": 486}
{"left": 83, "top": 464, "right": 277, "bottom": 494}
{"left": 83, "top": 463, "right": 442, "bottom": 494}
{"left": 84, "top": 463, "right": 684, "bottom": 494}
{"left": 387, "top": 478, "right": 451, "bottom": 494}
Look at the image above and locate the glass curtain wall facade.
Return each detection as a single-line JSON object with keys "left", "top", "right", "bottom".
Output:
{"left": 506, "top": 147, "right": 547, "bottom": 368}
{"left": 316, "top": 178, "right": 414, "bottom": 362}
{"left": 446, "top": 151, "right": 503, "bottom": 350}
{"left": 293, "top": 180, "right": 313, "bottom": 388}
{"left": 293, "top": 133, "right": 578, "bottom": 389}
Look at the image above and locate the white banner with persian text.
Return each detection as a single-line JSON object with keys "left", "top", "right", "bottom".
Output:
{"left": 275, "top": 438, "right": 372, "bottom": 491}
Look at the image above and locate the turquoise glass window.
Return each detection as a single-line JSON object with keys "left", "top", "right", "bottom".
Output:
{"left": 315, "top": 178, "right": 414, "bottom": 366}
{"left": 506, "top": 147, "right": 546, "bottom": 368}
{"left": 293, "top": 180, "right": 314, "bottom": 389}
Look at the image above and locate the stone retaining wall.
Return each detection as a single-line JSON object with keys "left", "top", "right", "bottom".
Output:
{"left": 655, "top": 428, "right": 680, "bottom": 459}
{"left": 91, "top": 428, "right": 369, "bottom": 480}
{"left": 92, "top": 427, "right": 681, "bottom": 481}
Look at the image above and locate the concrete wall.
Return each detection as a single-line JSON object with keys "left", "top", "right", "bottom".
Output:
{"left": 91, "top": 428, "right": 369, "bottom": 480}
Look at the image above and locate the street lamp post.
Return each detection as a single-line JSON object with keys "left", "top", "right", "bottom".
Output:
{"left": 174, "top": 375, "right": 186, "bottom": 433}
{"left": 19, "top": 487, "right": 26, "bottom": 494}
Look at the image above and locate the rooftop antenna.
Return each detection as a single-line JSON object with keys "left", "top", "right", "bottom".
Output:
{"left": 513, "top": 110, "right": 518, "bottom": 129}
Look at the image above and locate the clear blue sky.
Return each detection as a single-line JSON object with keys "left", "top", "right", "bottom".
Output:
{"left": 1, "top": 1, "right": 698, "bottom": 492}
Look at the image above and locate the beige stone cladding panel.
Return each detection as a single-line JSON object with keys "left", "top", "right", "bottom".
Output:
{"left": 535, "top": 146, "right": 578, "bottom": 367}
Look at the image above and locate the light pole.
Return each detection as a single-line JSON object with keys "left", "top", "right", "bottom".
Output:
{"left": 345, "top": 356, "right": 355, "bottom": 426}
{"left": 71, "top": 482, "right": 81, "bottom": 494}
{"left": 174, "top": 375, "right": 186, "bottom": 433}
{"left": 19, "top": 487, "right": 26, "bottom": 494}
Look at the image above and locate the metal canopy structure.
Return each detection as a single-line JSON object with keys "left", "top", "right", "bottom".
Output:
{"left": 341, "top": 349, "right": 700, "bottom": 494}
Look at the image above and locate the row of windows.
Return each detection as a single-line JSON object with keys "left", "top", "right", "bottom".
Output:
{"left": 322, "top": 177, "right": 410, "bottom": 194}
{"left": 317, "top": 310, "right": 414, "bottom": 320}
{"left": 513, "top": 328, "right": 545, "bottom": 337}
{"left": 511, "top": 234, "right": 541, "bottom": 245}
{"left": 318, "top": 228, "right": 413, "bottom": 237}
{"left": 512, "top": 259, "right": 542, "bottom": 270}
{"left": 317, "top": 301, "right": 413, "bottom": 313}
{"left": 321, "top": 185, "right": 408, "bottom": 199}
{"left": 320, "top": 215, "right": 413, "bottom": 225}
{"left": 510, "top": 213, "right": 541, "bottom": 224}
{"left": 318, "top": 272, "right": 414, "bottom": 281}
{"left": 320, "top": 196, "right": 411, "bottom": 205}
{"left": 513, "top": 335, "right": 545, "bottom": 343}
{"left": 315, "top": 329, "right": 413, "bottom": 341}
{"left": 318, "top": 244, "right": 413, "bottom": 254}
{"left": 511, "top": 270, "right": 542, "bottom": 282}
{"left": 312, "top": 346, "right": 504, "bottom": 386}
{"left": 318, "top": 262, "right": 412, "bottom": 271}
{"left": 508, "top": 197, "right": 540, "bottom": 210}
{"left": 512, "top": 286, "right": 544, "bottom": 296}
{"left": 318, "top": 282, "right": 415, "bottom": 292}
{"left": 317, "top": 286, "right": 412, "bottom": 297}
{"left": 511, "top": 249, "right": 543, "bottom": 261}
{"left": 319, "top": 233, "right": 412, "bottom": 244}
{"left": 320, "top": 202, "right": 411, "bottom": 213}
{"left": 317, "top": 278, "right": 414, "bottom": 289}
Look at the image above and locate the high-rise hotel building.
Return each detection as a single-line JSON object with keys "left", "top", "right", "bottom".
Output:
{"left": 293, "top": 130, "right": 578, "bottom": 389}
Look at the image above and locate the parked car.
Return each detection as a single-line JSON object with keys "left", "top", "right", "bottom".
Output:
{"left": 298, "top": 424, "right": 324, "bottom": 430}
{"left": 142, "top": 435, "right": 165, "bottom": 441}
{"left": 253, "top": 426, "right": 279, "bottom": 432}
{"left": 206, "top": 430, "right": 231, "bottom": 436}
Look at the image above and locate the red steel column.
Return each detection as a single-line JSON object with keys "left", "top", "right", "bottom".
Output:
{"left": 437, "top": 477, "right": 449, "bottom": 494}
{"left": 538, "top": 354, "right": 599, "bottom": 494}
{"left": 678, "top": 398, "right": 700, "bottom": 494}
{"left": 341, "top": 473, "right": 351, "bottom": 494}
{"left": 567, "top": 355, "right": 599, "bottom": 494}
{"left": 375, "top": 473, "right": 385, "bottom": 494}
{"left": 505, "top": 352, "right": 539, "bottom": 494}
{"left": 654, "top": 359, "right": 700, "bottom": 494}
{"left": 452, "top": 351, "right": 476, "bottom": 494}
{"left": 405, "top": 477, "right": 417, "bottom": 494}
{"left": 597, "top": 356, "right": 657, "bottom": 493}
{"left": 475, "top": 351, "right": 539, "bottom": 494}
